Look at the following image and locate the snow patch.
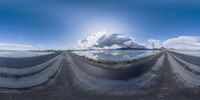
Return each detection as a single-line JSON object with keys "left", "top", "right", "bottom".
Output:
{"left": 167, "top": 53, "right": 200, "bottom": 87}
{"left": 0, "top": 54, "right": 62, "bottom": 88}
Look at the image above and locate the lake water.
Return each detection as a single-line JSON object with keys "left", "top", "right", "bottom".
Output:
{"left": 0, "top": 51, "right": 54, "bottom": 58}
{"left": 72, "top": 50, "right": 160, "bottom": 62}
{"left": 172, "top": 50, "right": 200, "bottom": 57}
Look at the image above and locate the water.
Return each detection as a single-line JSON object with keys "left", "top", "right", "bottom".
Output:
{"left": 172, "top": 50, "right": 200, "bottom": 57}
{"left": 72, "top": 50, "right": 160, "bottom": 62}
{"left": 0, "top": 51, "right": 54, "bottom": 58}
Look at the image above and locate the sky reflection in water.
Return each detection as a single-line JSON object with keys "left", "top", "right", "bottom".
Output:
{"left": 73, "top": 50, "right": 160, "bottom": 62}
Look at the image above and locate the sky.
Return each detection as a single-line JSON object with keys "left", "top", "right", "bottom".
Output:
{"left": 0, "top": 0, "right": 200, "bottom": 50}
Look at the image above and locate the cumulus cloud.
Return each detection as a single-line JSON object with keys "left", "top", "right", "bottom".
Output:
{"left": 78, "top": 31, "right": 145, "bottom": 49}
{"left": 148, "top": 36, "right": 200, "bottom": 50}
{"left": 163, "top": 36, "right": 200, "bottom": 50}
{"left": 78, "top": 32, "right": 200, "bottom": 50}
{"left": 0, "top": 43, "right": 33, "bottom": 50}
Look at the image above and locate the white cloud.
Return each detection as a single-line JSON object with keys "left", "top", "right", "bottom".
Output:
{"left": 0, "top": 43, "right": 33, "bottom": 50}
{"left": 163, "top": 36, "right": 200, "bottom": 50}
{"left": 148, "top": 39, "right": 163, "bottom": 49}
{"left": 79, "top": 33, "right": 200, "bottom": 50}
{"left": 78, "top": 31, "right": 145, "bottom": 49}
{"left": 148, "top": 36, "right": 200, "bottom": 50}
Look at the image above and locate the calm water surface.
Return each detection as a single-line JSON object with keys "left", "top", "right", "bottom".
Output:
{"left": 0, "top": 51, "right": 53, "bottom": 58}
{"left": 72, "top": 50, "right": 160, "bottom": 62}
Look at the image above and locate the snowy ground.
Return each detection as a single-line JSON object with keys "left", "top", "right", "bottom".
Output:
{"left": 0, "top": 51, "right": 200, "bottom": 100}
{"left": 171, "top": 50, "right": 200, "bottom": 57}
{"left": 68, "top": 50, "right": 200, "bottom": 94}
{"left": 0, "top": 52, "right": 63, "bottom": 88}
{"left": 0, "top": 51, "right": 54, "bottom": 58}
{"left": 168, "top": 52, "right": 200, "bottom": 88}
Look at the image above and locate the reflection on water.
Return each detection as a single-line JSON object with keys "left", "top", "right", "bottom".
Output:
{"left": 0, "top": 51, "right": 53, "bottom": 58}
{"left": 172, "top": 50, "right": 200, "bottom": 57}
{"left": 72, "top": 50, "right": 160, "bottom": 62}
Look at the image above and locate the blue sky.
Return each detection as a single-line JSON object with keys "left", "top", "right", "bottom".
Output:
{"left": 0, "top": 0, "right": 200, "bottom": 50}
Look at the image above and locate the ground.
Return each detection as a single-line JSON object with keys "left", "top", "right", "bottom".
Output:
{"left": 0, "top": 51, "right": 200, "bottom": 100}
